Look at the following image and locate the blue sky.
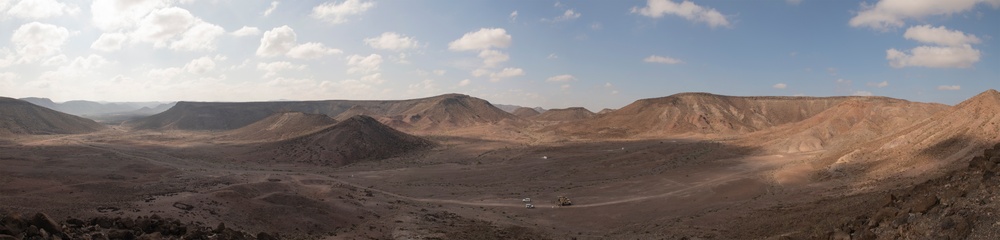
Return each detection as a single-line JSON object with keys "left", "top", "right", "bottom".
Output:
{"left": 0, "top": 0, "right": 997, "bottom": 111}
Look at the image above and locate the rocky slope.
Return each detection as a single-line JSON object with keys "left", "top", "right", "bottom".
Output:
{"left": 0, "top": 97, "right": 105, "bottom": 135}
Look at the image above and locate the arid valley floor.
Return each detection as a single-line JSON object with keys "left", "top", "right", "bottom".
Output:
{"left": 2, "top": 90, "right": 1000, "bottom": 239}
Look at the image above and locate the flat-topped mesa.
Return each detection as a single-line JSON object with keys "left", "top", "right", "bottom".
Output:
{"left": 531, "top": 107, "right": 596, "bottom": 122}
{"left": 0, "top": 97, "right": 106, "bottom": 135}
{"left": 131, "top": 93, "right": 517, "bottom": 131}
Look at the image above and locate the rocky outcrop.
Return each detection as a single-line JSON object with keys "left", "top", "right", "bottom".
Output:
{"left": 0, "top": 212, "right": 277, "bottom": 239}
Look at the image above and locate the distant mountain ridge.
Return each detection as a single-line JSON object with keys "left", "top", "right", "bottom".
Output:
{"left": 19, "top": 97, "right": 173, "bottom": 117}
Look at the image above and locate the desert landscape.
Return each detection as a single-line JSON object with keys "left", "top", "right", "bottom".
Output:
{"left": 1, "top": 90, "right": 999, "bottom": 239}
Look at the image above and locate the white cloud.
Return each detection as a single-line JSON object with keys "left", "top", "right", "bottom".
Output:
{"left": 886, "top": 45, "right": 980, "bottom": 68}
{"left": 256, "top": 25, "right": 297, "bottom": 57}
{"left": 937, "top": 85, "right": 961, "bottom": 91}
{"left": 546, "top": 74, "right": 576, "bottom": 82}
{"left": 256, "top": 25, "right": 339, "bottom": 59}
{"left": 631, "top": 0, "right": 732, "bottom": 28}
{"left": 546, "top": 9, "right": 581, "bottom": 22}
{"left": 41, "top": 54, "right": 67, "bottom": 66}
{"left": 561, "top": 84, "right": 571, "bottom": 90}
{"left": 91, "top": 32, "right": 128, "bottom": 52}
{"left": 364, "top": 32, "right": 418, "bottom": 51}
{"left": 6, "top": 0, "right": 80, "bottom": 19}
{"left": 773, "top": 83, "right": 787, "bottom": 89}
{"left": 547, "top": 53, "right": 558, "bottom": 59}
{"left": 257, "top": 61, "right": 306, "bottom": 78}
{"left": 853, "top": 91, "right": 874, "bottom": 96}
{"left": 184, "top": 56, "right": 215, "bottom": 74}
{"left": 311, "top": 0, "right": 374, "bottom": 24}
{"left": 287, "top": 42, "right": 342, "bottom": 59}
{"left": 432, "top": 70, "right": 446, "bottom": 76}
{"left": 231, "top": 26, "right": 261, "bottom": 37}
{"left": 509, "top": 10, "right": 518, "bottom": 22}
{"left": 478, "top": 49, "right": 509, "bottom": 67}
{"left": 448, "top": 28, "right": 512, "bottom": 51}
{"left": 471, "top": 68, "right": 490, "bottom": 77}
{"left": 489, "top": 68, "right": 524, "bottom": 82}
{"left": 131, "top": 7, "right": 196, "bottom": 47}
{"left": 643, "top": 55, "right": 683, "bottom": 64}
{"left": 263, "top": 1, "right": 278, "bottom": 16}
{"left": 458, "top": 79, "right": 471, "bottom": 86}
{"left": 12, "top": 22, "right": 69, "bottom": 63}
{"left": 849, "top": 0, "right": 1000, "bottom": 30}
{"left": 903, "top": 25, "right": 981, "bottom": 46}
{"left": 170, "top": 21, "right": 225, "bottom": 51}
{"left": 867, "top": 81, "right": 889, "bottom": 88}
{"left": 90, "top": 0, "right": 170, "bottom": 31}
{"left": 346, "top": 54, "right": 382, "bottom": 75}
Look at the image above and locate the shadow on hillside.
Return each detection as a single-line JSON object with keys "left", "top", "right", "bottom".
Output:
{"left": 917, "top": 134, "right": 990, "bottom": 162}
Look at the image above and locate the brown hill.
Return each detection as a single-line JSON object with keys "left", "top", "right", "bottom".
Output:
{"left": 744, "top": 97, "right": 947, "bottom": 153}
{"left": 251, "top": 115, "right": 435, "bottom": 166}
{"left": 512, "top": 107, "right": 540, "bottom": 118}
{"left": 596, "top": 108, "right": 616, "bottom": 115}
{"left": 132, "top": 94, "right": 517, "bottom": 131}
{"left": 218, "top": 112, "right": 337, "bottom": 142}
{"left": 531, "top": 107, "right": 595, "bottom": 122}
{"left": 552, "top": 92, "right": 864, "bottom": 138}
{"left": 821, "top": 89, "right": 1000, "bottom": 182}
{"left": 0, "top": 97, "right": 105, "bottom": 135}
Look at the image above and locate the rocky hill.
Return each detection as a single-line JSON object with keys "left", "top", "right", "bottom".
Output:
{"left": 219, "top": 112, "right": 337, "bottom": 142}
{"left": 512, "top": 107, "right": 541, "bottom": 118}
{"left": 743, "top": 97, "right": 947, "bottom": 153}
{"left": 0, "top": 97, "right": 105, "bottom": 135}
{"left": 551, "top": 92, "right": 862, "bottom": 138}
{"left": 249, "top": 115, "right": 435, "bottom": 166}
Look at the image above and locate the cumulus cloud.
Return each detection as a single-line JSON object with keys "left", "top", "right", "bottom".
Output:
{"left": 478, "top": 49, "right": 509, "bottom": 67}
{"left": 12, "top": 22, "right": 69, "bottom": 63}
{"left": 256, "top": 26, "right": 340, "bottom": 59}
{"left": 448, "top": 28, "right": 512, "bottom": 51}
{"left": 364, "top": 32, "right": 418, "bottom": 51}
{"left": 257, "top": 61, "right": 306, "bottom": 78}
{"left": 903, "top": 25, "right": 981, "bottom": 46}
{"left": 262, "top": 1, "right": 278, "bottom": 16}
{"left": 458, "top": 79, "right": 471, "bottom": 86}
{"left": 311, "top": 0, "right": 374, "bottom": 24}
{"left": 886, "top": 44, "right": 980, "bottom": 68}
{"left": 631, "top": 0, "right": 731, "bottom": 28}
{"left": 231, "top": 26, "right": 261, "bottom": 37}
{"left": 90, "top": 0, "right": 171, "bottom": 31}
{"left": 849, "top": 0, "right": 1000, "bottom": 30}
{"left": 287, "top": 42, "right": 342, "bottom": 59}
{"left": 544, "top": 9, "right": 581, "bottom": 22}
{"left": 6, "top": 0, "right": 80, "bottom": 19}
{"left": 131, "top": 7, "right": 196, "bottom": 47}
{"left": 853, "top": 91, "right": 874, "bottom": 96}
{"left": 546, "top": 74, "right": 576, "bottom": 82}
{"left": 91, "top": 32, "right": 128, "bottom": 52}
{"left": 643, "top": 55, "right": 683, "bottom": 64}
{"left": 170, "top": 21, "right": 225, "bottom": 51}
{"left": 256, "top": 25, "right": 297, "bottom": 57}
{"left": 867, "top": 81, "right": 889, "bottom": 88}
{"left": 509, "top": 10, "right": 518, "bottom": 22}
{"left": 489, "top": 68, "right": 524, "bottom": 82}
{"left": 937, "top": 85, "right": 961, "bottom": 91}
{"left": 773, "top": 83, "right": 787, "bottom": 89}
{"left": 346, "top": 54, "right": 382, "bottom": 75}
{"left": 184, "top": 56, "right": 215, "bottom": 74}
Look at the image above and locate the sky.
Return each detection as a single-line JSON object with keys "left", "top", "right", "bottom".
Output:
{"left": 0, "top": 0, "right": 997, "bottom": 111}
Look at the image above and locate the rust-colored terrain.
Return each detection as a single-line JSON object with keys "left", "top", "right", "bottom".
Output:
{"left": 1, "top": 90, "right": 998, "bottom": 239}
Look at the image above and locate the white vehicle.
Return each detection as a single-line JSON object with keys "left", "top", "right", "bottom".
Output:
{"left": 525, "top": 203, "right": 535, "bottom": 209}
{"left": 522, "top": 198, "right": 531, "bottom": 203}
